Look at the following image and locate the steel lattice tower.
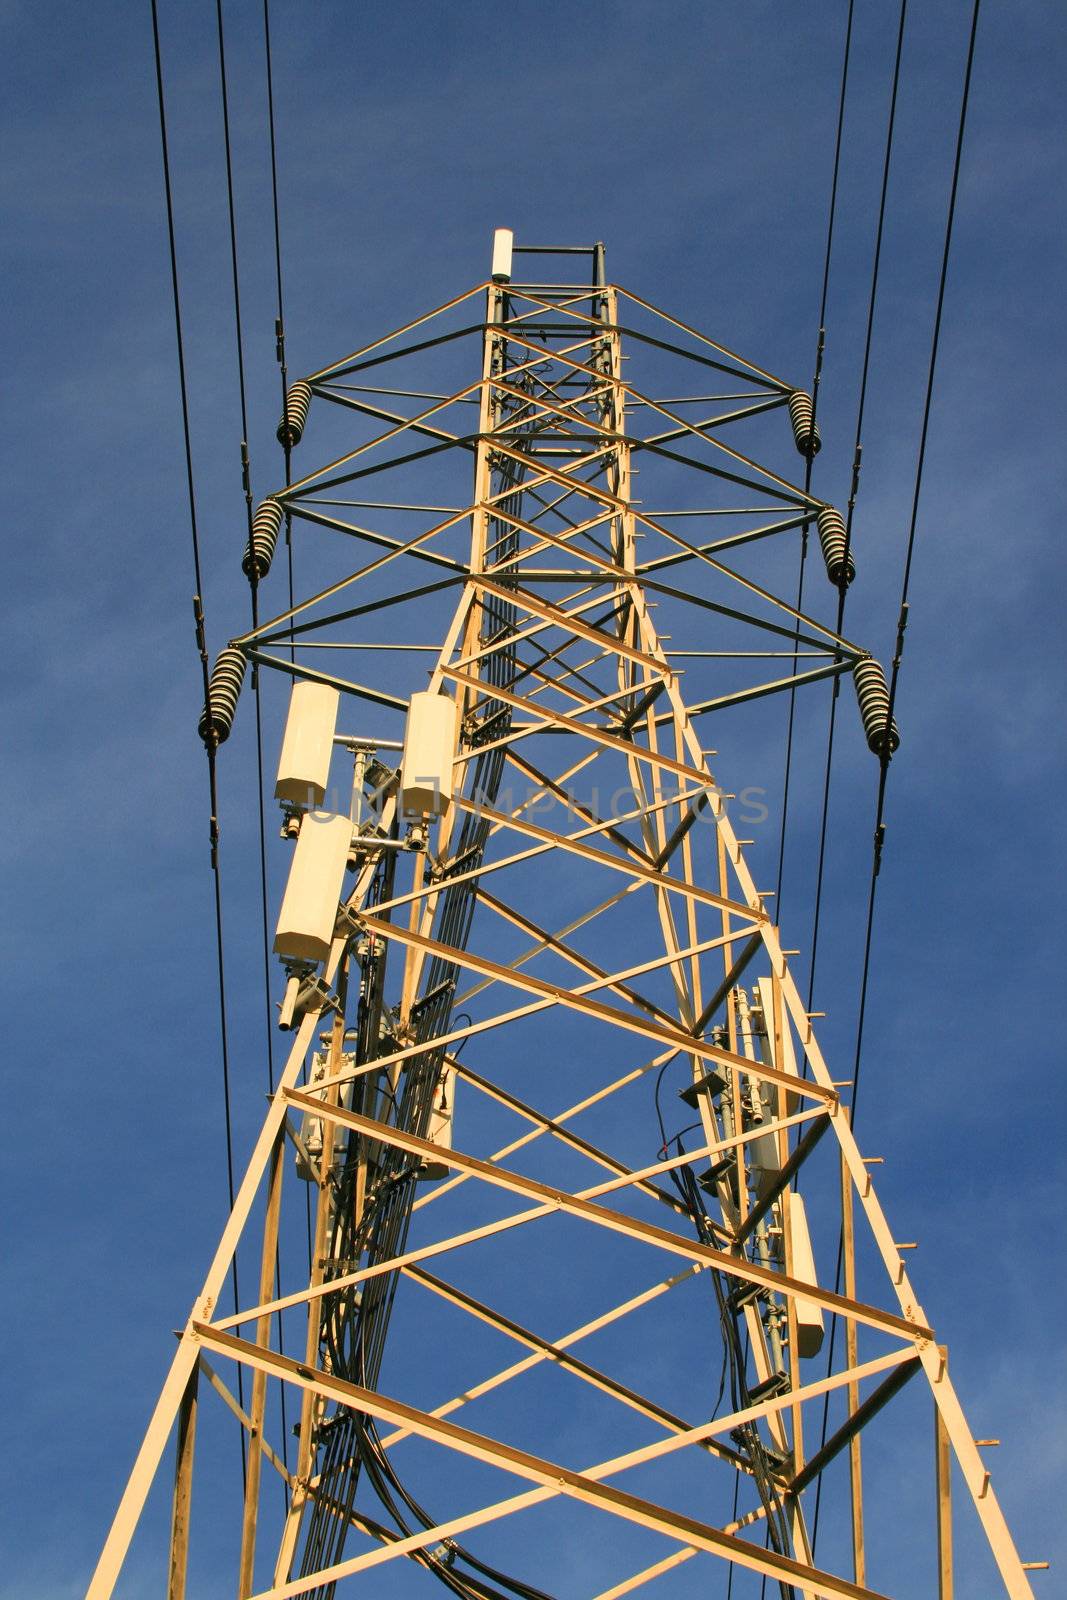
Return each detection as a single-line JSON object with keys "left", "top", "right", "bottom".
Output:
{"left": 89, "top": 235, "right": 1035, "bottom": 1600}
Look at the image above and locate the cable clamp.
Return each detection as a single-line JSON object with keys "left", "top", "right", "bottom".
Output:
{"left": 334, "top": 903, "right": 364, "bottom": 945}
{"left": 278, "top": 967, "right": 340, "bottom": 1031}
{"left": 192, "top": 595, "right": 208, "bottom": 663}
{"left": 873, "top": 821, "right": 886, "bottom": 877}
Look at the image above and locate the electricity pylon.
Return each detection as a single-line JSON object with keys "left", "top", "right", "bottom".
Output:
{"left": 89, "top": 234, "right": 1037, "bottom": 1600}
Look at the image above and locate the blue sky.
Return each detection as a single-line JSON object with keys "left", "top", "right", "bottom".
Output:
{"left": 2, "top": 1, "right": 1064, "bottom": 1595}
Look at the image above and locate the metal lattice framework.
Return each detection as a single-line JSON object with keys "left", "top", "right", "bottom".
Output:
{"left": 89, "top": 238, "right": 1035, "bottom": 1600}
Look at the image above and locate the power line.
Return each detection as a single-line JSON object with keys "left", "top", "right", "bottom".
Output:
{"left": 759, "top": 10, "right": 856, "bottom": 1592}
{"left": 262, "top": 0, "right": 311, "bottom": 1271}
{"left": 263, "top": 0, "right": 286, "bottom": 357}
{"left": 212, "top": 0, "right": 278, "bottom": 1100}
{"left": 148, "top": 0, "right": 245, "bottom": 1480}
{"left": 150, "top": 0, "right": 205, "bottom": 609}
{"left": 214, "top": 0, "right": 250, "bottom": 451}
{"left": 856, "top": 0, "right": 983, "bottom": 1123}
{"left": 805, "top": 0, "right": 908, "bottom": 1014}
{"left": 808, "top": 0, "right": 912, "bottom": 1541}
{"left": 774, "top": 0, "right": 855, "bottom": 915}
{"left": 262, "top": 0, "right": 297, "bottom": 660}
{"left": 213, "top": 0, "right": 292, "bottom": 1491}
{"left": 811, "top": 0, "right": 983, "bottom": 1547}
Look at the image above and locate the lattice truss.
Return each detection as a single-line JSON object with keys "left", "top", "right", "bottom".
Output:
{"left": 90, "top": 244, "right": 1034, "bottom": 1600}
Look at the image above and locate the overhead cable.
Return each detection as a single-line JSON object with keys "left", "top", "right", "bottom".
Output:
{"left": 812, "top": 0, "right": 983, "bottom": 1548}
{"left": 213, "top": 0, "right": 293, "bottom": 1489}
{"left": 805, "top": 0, "right": 909, "bottom": 1013}
{"left": 262, "top": 0, "right": 297, "bottom": 650}
{"left": 774, "top": 0, "right": 856, "bottom": 914}
{"left": 149, "top": 0, "right": 245, "bottom": 1478}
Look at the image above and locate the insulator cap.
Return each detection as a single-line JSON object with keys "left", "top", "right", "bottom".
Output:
{"left": 788, "top": 390, "right": 822, "bottom": 458}
{"left": 242, "top": 498, "right": 284, "bottom": 581}
{"left": 853, "top": 658, "right": 900, "bottom": 759}
{"left": 815, "top": 506, "right": 856, "bottom": 588}
{"left": 277, "top": 381, "right": 312, "bottom": 448}
{"left": 198, "top": 647, "right": 247, "bottom": 748}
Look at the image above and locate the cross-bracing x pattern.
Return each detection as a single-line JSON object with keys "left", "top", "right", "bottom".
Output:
{"left": 87, "top": 262, "right": 1034, "bottom": 1600}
